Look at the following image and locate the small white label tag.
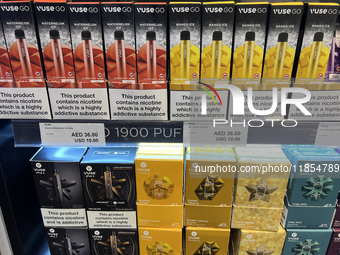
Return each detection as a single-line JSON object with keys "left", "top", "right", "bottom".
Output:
{"left": 87, "top": 211, "right": 137, "bottom": 229}
{"left": 39, "top": 123, "right": 105, "bottom": 146}
{"left": 40, "top": 208, "right": 87, "bottom": 227}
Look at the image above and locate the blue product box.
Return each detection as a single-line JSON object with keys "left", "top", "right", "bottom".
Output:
{"left": 80, "top": 147, "right": 138, "bottom": 229}
{"left": 282, "top": 228, "right": 332, "bottom": 255}
{"left": 281, "top": 196, "right": 335, "bottom": 229}
{"left": 282, "top": 148, "right": 338, "bottom": 163}
{"left": 287, "top": 154, "right": 340, "bottom": 207}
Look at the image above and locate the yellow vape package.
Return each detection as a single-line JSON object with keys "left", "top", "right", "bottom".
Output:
{"left": 231, "top": 205, "right": 283, "bottom": 232}
{"left": 185, "top": 204, "right": 232, "bottom": 228}
{"left": 232, "top": 2, "right": 269, "bottom": 86}
{"left": 230, "top": 227, "right": 286, "bottom": 255}
{"left": 234, "top": 156, "right": 291, "bottom": 208}
{"left": 294, "top": 3, "right": 339, "bottom": 87}
{"left": 200, "top": 2, "right": 235, "bottom": 83}
{"left": 137, "top": 204, "right": 183, "bottom": 228}
{"left": 139, "top": 227, "right": 182, "bottom": 255}
{"left": 169, "top": 2, "right": 201, "bottom": 85}
{"left": 262, "top": 3, "right": 304, "bottom": 87}
{"left": 135, "top": 149, "right": 184, "bottom": 205}
{"left": 185, "top": 227, "right": 231, "bottom": 254}
{"left": 185, "top": 152, "right": 236, "bottom": 206}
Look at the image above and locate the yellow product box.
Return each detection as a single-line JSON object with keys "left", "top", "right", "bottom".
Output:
{"left": 139, "top": 143, "right": 183, "bottom": 147}
{"left": 169, "top": 2, "right": 201, "bottom": 85}
{"left": 231, "top": 205, "right": 282, "bottom": 232}
{"left": 230, "top": 227, "right": 286, "bottom": 255}
{"left": 139, "top": 227, "right": 182, "bottom": 255}
{"left": 135, "top": 151, "right": 184, "bottom": 205}
{"left": 234, "top": 156, "right": 291, "bottom": 208}
{"left": 137, "top": 204, "right": 183, "bottom": 228}
{"left": 185, "top": 153, "right": 236, "bottom": 206}
{"left": 185, "top": 227, "right": 230, "bottom": 254}
{"left": 137, "top": 146, "right": 184, "bottom": 155}
{"left": 262, "top": 3, "right": 304, "bottom": 85}
{"left": 200, "top": 1, "right": 235, "bottom": 83}
{"left": 232, "top": 2, "right": 269, "bottom": 86}
{"left": 188, "top": 146, "right": 235, "bottom": 155}
{"left": 185, "top": 204, "right": 232, "bottom": 228}
{"left": 294, "top": 3, "right": 339, "bottom": 86}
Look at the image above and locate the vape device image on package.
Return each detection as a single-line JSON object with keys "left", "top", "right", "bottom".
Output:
{"left": 169, "top": 2, "right": 201, "bottom": 85}
{"left": 232, "top": 2, "right": 268, "bottom": 86}
{"left": 30, "top": 147, "right": 87, "bottom": 209}
{"left": 294, "top": 3, "right": 339, "bottom": 86}
{"left": 0, "top": 0, "right": 44, "bottom": 83}
{"left": 89, "top": 229, "right": 138, "bottom": 255}
{"left": 67, "top": 2, "right": 105, "bottom": 84}
{"left": 45, "top": 227, "right": 91, "bottom": 255}
{"left": 135, "top": 3, "right": 167, "bottom": 88}
{"left": 200, "top": 2, "right": 234, "bottom": 82}
{"left": 282, "top": 229, "right": 332, "bottom": 255}
{"left": 230, "top": 228, "right": 286, "bottom": 255}
{"left": 262, "top": 3, "right": 303, "bottom": 87}
{"left": 138, "top": 227, "right": 182, "bottom": 255}
{"left": 185, "top": 227, "right": 230, "bottom": 255}
{"left": 101, "top": 2, "right": 136, "bottom": 87}
{"left": 80, "top": 147, "right": 137, "bottom": 211}
{"left": 34, "top": 0, "right": 75, "bottom": 85}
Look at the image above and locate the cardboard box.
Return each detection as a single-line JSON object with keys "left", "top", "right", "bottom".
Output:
{"left": 235, "top": 157, "right": 291, "bottom": 208}
{"left": 138, "top": 227, "right": 182, "bottom": 255}
{"left": 89, "top": 229, "right": 138, "bottom": 255}
{"left": 326, "top": 228, "right": 340, "bottom": 255}
{"left": 0, "top": 0, "right": 44, "bottom": 83}
{"left": 230, "top": 227, "right": 286, "bottom": 255}
{"left": 325, "top": 12, "right": 340, "bottom": 83}
{"left": 234, "top": 147, "right": 288, "bottom": 159}
{"left": 262, "top": 3, "right": 304, "bottom": 86}
{"left": 169, "top": 2, "right": 201, "bottom": 85}
{"left": 101, "top": 2, "right": 137, "bottom": 86}
{"left": 185, "top": 204, "right": 232, "bottom": 228}
{"left": 232, "top": 205, "right": 282, "bottom": 232}
{"left": 332, "top": 193, "right": 340, "bottom": 228}
{"left": 281, "top": 196, "right": 335, "bottom": 229}
{"left": 232, "top": 2, "right": 269, "bottom": 85}
{"left": 67, "top": 2, "right": 105, "bottom": 84}
{"left": 34, "top": 0, "right": 75, "bottom": 84}
{"left": 80, "top": 147, "right": 137, "bottom": 212}
{"left": 45, "top": 227, "right": 91, "bottom": 255}
{"left": 294, "top": 3, "right": 339, "bottom": 87}
{"left": 200, "top": 1, "right": 235, "bottom": 83}
{"left": 286, "top": 154, "right": 340, "bottom": 207}
{"left": 135, "top": 3, "right": 167, "bottom": 87}
{"left": 137, "top": 204, "right": 183, "bottom": 228}
{"left": 185, "top": 153, "right": 236, "bottom": 206}
{"left": 30, "top": 147, "right": 87, "bottom": 227}
{"left": 282, "top": 147, "right": 339, "bottom": 162}
{"left": 185, "top": 227, "right": 230, "bottom": 255}
{"left": 282, "top": 228, "right": 332, "bottom": 255}
{"left": 135, "top": 150, "right": 184, "bottom": 205}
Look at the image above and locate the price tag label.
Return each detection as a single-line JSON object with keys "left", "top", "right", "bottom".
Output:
{"left": 315, "top": 122, "right": 340, "bottom": 146}
{"left": 39, "top": 123, "right": 105, "bottom": 146}
{"left": 183, "top": 122, "right": 248, "bottom": 146}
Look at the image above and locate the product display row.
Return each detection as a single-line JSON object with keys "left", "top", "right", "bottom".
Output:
{"left": 0, "top": 1, "right": 340, "bottom": 120}
{"left": 29, "top": 144, "right": 340, "bottom": 255}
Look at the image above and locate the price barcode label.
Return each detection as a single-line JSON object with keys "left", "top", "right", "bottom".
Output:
{"left": 39, "top": 123, "right": 105, "bottom": 146}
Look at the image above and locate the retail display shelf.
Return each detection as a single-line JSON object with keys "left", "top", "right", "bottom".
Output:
{"left": 11, "top": 120, "right": 331, "bottom": 147}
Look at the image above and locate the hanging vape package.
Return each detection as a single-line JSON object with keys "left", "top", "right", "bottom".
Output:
{"left": 232, "top": 2, "right": 268, "bottom": 88}
{"left": 169, "top": 2, "right": 201, "bottom": 88}
{"left": 294, "top": 3, "right": 339, "bottom": 88}
{"left": 34, "top": 0, "right": 75, "bottom": 85}
{"left": 200, "top": 1, "right": 235, "bottom": 85}
{"left": 262, "top": 2, "right": 303, "bottom": 88}
{"left": 30, "top": 147, "right": 88, "bottom": 228}
{"left": 101, "top": 2, "right": 136, "bottom": 87}
{"left": 134, "top": 2, "right": 167, "bottom": 87}
{"left": 45, "top": 227, "right": 91, "bottom": 255}
{"left": 89, "top": 229, "right": 138, "bottom": 255}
